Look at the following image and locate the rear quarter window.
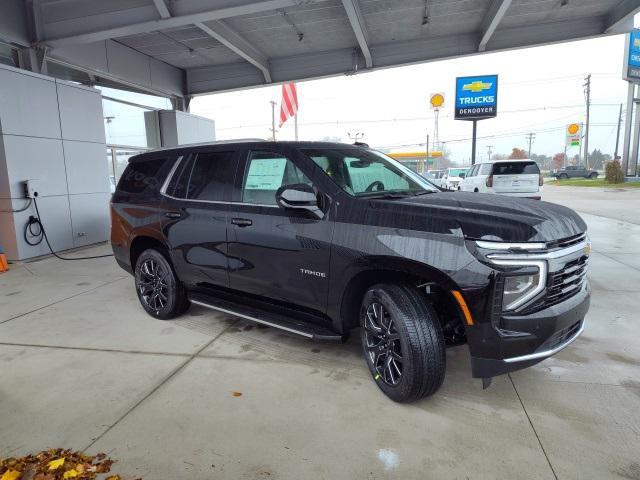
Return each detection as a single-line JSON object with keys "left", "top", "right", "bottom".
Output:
{"left": 492, "top": 162, "right": 540, "bottom": 175}
{"left": 116, "top": 157, "right": 173, "bottom": 197}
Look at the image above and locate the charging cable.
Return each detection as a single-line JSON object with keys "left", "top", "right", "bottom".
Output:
{"left": 1, "top": 198, "right": 33, "bottom": 213}
{"left": 24, "top": 197, "right": 113, "bottom": 261}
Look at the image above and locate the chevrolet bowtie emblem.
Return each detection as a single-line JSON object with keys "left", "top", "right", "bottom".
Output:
{"left": 462, "top": 81, "right": 492, "bottom": 93}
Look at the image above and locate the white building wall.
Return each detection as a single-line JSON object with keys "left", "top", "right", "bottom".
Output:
{"left": 0, "top": 64, "right": 109, "bottom": 261}
{"left": 145, "top": 110, "right": 215, "bottom": 149}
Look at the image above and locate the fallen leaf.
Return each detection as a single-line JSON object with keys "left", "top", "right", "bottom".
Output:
{"left": 47, "top": 458, "right": 65, "bottom": 471}
{"left": 232, "top": 391, "right": 242, "bottom": 397}
{"left": 1, "top": 469, "right": 21, "bottom": 480}
{"left": 105, "top": 475, "right": 121, "bottom": 480}
{"left": 62, "top": 469, "right": 78, "bottom": 479}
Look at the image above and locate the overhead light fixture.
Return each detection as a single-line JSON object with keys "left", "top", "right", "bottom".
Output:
{"left": 560, "top": 0, "right": 568, "bottom": 6}
{"left": 422, "top": 0, "right": 430, "bottom": 25}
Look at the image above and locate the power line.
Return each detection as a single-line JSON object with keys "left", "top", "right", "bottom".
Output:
{"left": 214, "top": 103, "right": 620, "bottom": 131}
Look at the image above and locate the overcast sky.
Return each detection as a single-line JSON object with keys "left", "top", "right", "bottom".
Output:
{"left": 190, "top": 32, "right": 631, "bottom": 166}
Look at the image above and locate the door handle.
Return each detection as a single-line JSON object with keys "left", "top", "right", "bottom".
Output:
{"left": 164, "top": 211, "right": 182, "bottom": 219}
{"left": 231, "top": 218, "right": 253, "bottom": 227}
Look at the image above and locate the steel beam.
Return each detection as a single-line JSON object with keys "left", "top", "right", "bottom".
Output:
{"left": 187, "top": 16, "right": 603, "bottom": 95}
{"left": 478, "top": 0, "right": 512, "bottom": 52}
{"left": 605, "top": 0, "right": 640, "bottom": 34}
{"left": 195, "top": 21, "right": 271, "bottom": 83}
{"left": 43, "top": 0, "right": 311, "bottom": 48}
{"left": 152, "top": 0, "right": 171, "bottom": 19}
{"left": 341, "top": 0, "right": 372, "bottom": 68}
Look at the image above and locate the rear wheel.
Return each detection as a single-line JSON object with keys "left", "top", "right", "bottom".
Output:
{"left": 559, "top": 173, "right": 568, "bottom": 179}
{"left": 589, "top": 172, "right": 598, "bottom": 179}
{"left": 360, "top": 284, "right": 446, "bottom": 402}
{"left": 134, "top": 249, "right": 189, "bottom": 320}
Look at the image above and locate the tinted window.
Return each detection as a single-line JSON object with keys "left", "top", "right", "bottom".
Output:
{"left": 242, "top": 151, "right": 311, "bottom": 205}
{"left": 492, "top": 162, "right": 540, "bottom": 175}
{"left": 117, "top": 157, "right": 171, "bottom": 195}
{"left": 187, "top": 151, "right": 236, "bottom": 201}
{"left": 166, "top": 156, "right": 191, "bottom": 198}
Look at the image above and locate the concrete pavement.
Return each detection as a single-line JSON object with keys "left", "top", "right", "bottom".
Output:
{"left": 1, "top": 190, "right": 639, "bottom": 479}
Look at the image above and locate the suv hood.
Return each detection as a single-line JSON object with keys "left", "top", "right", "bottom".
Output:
{"left": 379, "top": 191, "right": 586, "bottom": 243}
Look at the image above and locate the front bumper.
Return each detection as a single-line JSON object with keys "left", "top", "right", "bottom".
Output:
{"left": 469, "top": 281, "right": 590, "bottom": 378}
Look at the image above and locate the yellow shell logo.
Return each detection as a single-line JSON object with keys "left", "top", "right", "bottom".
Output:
{"left": 430, "top": 93, "right": 445, "bottom": 108}
{"left": 567, "top": 123, "right": 580, "bottom": 135}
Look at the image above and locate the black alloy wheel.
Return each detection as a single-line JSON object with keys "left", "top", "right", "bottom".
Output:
{"left": 363, "top": 301, "right": 403, "bottom": 386}
{"left": 138, "top": 257, "right": 169, "bottom": 312}
{"left": 360, "top": 284, "right": 446, "bottom": 402}
{"left": 134, "top": 249, "right": 189, "bottom": 319}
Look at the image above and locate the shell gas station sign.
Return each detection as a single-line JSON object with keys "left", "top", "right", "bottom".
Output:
{"left": 429, "top": 93, "right": 445, "bottom": 109}
{"left": 566, "top": 123, "right": 582, "bottom": 147}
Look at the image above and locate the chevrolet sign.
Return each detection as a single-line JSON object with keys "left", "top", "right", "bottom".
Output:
{"left": 624, "top": 29, "right": 640, "bottom": 84}
{"left": 455, "top": 75, "right": 499, "bottom": 120}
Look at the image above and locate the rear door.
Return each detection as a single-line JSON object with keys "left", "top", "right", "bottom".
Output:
{"left": 162, "top": 149, "right": 239, "bottom": 289}
{"left": 491, "top": 161, "right": 540, "bottom": 194}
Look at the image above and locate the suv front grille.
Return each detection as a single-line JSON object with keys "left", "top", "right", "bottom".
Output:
{"left": 546, "top": 233, "right": 586, "bottom": 250}
{"left": 544, "top": 255, "right": 588, "bottom": 308}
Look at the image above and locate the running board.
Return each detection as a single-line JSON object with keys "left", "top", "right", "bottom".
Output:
{"left": 188, "top": 293, "right": 345, "bottom": 342}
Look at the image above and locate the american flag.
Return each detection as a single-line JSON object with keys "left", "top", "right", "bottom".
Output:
{"left": 279, "top": 82, "right": 298, "bottom": 128}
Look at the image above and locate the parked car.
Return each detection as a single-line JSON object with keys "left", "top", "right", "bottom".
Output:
{"left": 111, "top": 141, "right": 590, "bottom": 402}
{"left": 552, "top": 165, "right": 598, "bottom": 179}
{"left": 423, "top": 169, "right": 444, "bottom": 183}
{"left": 459, "top": 160, "right": 543, "bottom": 199}
{"left": 441, "top": 167, "right": 469, "bottom": 190}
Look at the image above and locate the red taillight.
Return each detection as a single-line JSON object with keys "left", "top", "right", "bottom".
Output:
{"left": 539, "top": 173, "right": 544, "bottom": 186}
{"left": 486, "top": 175, "right": 493, "bottom": 187}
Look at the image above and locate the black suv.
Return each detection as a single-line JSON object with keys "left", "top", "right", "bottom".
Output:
{"left": 111, "top": 141, "right": 591, "bottom": 402}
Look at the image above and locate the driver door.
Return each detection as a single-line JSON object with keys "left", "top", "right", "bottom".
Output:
{"left": 226, "top": 147, "right": 334, "bottom": 314}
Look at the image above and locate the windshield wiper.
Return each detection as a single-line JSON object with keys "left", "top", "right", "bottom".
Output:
{"left": 362, "top": 192, "right": 412, "bottom": 199}
{"left": 412, "top": 190, "right": 437, "bottom": 196}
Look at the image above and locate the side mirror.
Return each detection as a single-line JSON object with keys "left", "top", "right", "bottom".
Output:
{"left": 275, "top": 183, "right": 323, "bottom": 218}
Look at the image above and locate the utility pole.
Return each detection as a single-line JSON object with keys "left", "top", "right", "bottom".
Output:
{"left": 486, "top": 145, "right": 494, "bottom": 161}
{"left": 526, "top": 133, "right": 536, "bottom": 158}
{"left": 614, "top": 103, "right": 623, "bottom": 160}
{"left": 269, "top": 100, "right": 277, "bottom": 141}
{"left": 425, "top": 134, "right": 430, "bottom": 174}
{"left": 347, "top": 132, "right": 365, "bottom": 143}
{"left": 583, "top": 74, "right": 591, "bottom": 169}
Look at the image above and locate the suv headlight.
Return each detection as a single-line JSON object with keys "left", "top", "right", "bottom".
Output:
{"left": 491, "top": 259, "right": 547, "bottom": 311}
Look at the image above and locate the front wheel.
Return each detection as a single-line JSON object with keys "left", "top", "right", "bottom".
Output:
{"left": 589, "top": 172, "right": 598, "bottom": 178}
{"left": 360, "top": 284, "right": 446, "bottom": 402}
{"left": 134, "top": 249, "right": 189, "bottom": 320}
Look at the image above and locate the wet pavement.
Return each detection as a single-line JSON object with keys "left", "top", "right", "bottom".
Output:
{"left": 1, "top": 188, "right": 639, "bottom": 479}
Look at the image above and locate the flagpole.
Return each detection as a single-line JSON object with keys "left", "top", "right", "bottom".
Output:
{"left": 294, "top": 113, "right": 299, "bottom": 141}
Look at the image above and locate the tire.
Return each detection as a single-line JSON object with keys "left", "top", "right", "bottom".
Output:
{"left": 134, "top": 248, "right": 189, "bottom": 320}
{"left": 360, "top": 283, "right": 446, "bottom": 402}
{"left": 559, "top": 173, "right": 568, "bottom": 179}
{"left": 473, "top": 188, "right": 479, "bottom": 193}
{"left": 589, "top": 172, "right": 598, "bottom": 179}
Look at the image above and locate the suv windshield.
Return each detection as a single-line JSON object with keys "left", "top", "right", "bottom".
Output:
{"left": 492, "top": 161, "right": 540, "bottom": 175}
{"left": 301, "top": 148, "right": 438, "bottom": 197}
{"left": 448, "top": 168, "right": 468, "bottom": 177}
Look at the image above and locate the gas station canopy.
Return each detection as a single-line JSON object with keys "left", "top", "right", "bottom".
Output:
{"left": 1, "top": 0, "right": 638, "bottom": 100}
